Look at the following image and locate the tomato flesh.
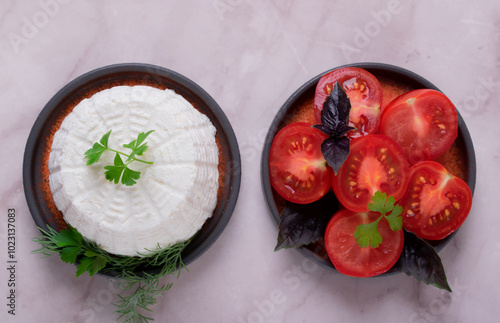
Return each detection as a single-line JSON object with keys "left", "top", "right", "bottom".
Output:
{"left": 314, "top": 67, "right": 383, "bottom": 139}
{"left": 332, "top": 134, "right": 409, "bottom": 212}
{"left": 269, "top": 122, "right": 332, "bottom": 204}
{"left": 400, "top": 161, "right": 472, "bottom": 240}
{"left": 380, "top": 89, "right": 458, "bottom": 165}
{"left": 325, "top": 209, "right": 404, "bottom": 277}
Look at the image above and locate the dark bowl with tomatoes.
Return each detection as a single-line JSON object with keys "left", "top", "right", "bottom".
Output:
{"left": 261, "top": 62, "right": 476, "bottom": 275}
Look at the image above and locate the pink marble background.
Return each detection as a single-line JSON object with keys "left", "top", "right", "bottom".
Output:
{"left": 1, "top": 0, "right": 499, "bottom": 322}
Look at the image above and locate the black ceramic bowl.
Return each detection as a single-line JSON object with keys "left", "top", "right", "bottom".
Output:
{"left": 23, "top": 63, "right": 241, "bottom": 277}
{"left": 261, "top": 62, "right": 476, "bottom": 274}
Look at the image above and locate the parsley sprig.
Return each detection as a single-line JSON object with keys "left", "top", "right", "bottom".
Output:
{"left": 32, "top": 225, "right": 107, "bottom": 277}
{"left": 84, "top": 130, "right": 155, "bottom": 186}
{"left": 32, "top": 225, "right": 190, "bottom": 323}
{"left": 354, "top": 191, "right": 403, "bottom": 248}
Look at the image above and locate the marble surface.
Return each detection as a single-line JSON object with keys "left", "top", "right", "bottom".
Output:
{"left": 1, "top": 0, "right": 499, "bottom": 322}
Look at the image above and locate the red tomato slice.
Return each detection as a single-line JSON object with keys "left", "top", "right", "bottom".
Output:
{"left": 380, "top": 89, "right": 458, "bottom": 165}
{"left": 400, "top": 161, "right": 472, "bottom": 240}
{"left": 325, "top": 209, "right": 404, "bottom": 277}
{"left": 269, "top": 122, "right": 332, "bottom": 204}
{"left": 314, "top": 67, "right": 383, "bottom": 139}
{"left": 332, "top": 134, "right": 409, "bottom": 212}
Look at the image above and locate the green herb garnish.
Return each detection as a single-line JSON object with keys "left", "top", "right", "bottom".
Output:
{"left": 354, "top": 191, "right": 403, "bottom": 248}
{"left": 32, "top": 225, "right": 107, "bottom": 277}
{"left": 32, "top": 225, "right": 190, "bottom": 323}
{"left": 84, "top": 130, "right": 155, "bottom": 186}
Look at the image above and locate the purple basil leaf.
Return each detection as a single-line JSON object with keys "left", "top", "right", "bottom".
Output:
{"left": 321, "top": 136, "right": 350, "bottom": 175}
{"left": 313, "top": 82, "right": 353, "bottom": 173}
{"left": 275, "top": 191, "right": 339, "bottom": 251}
{"left": 335, "top": 125, "right": 357, "bottom": 138}
{"left": 326, "top": 82, "right": 351, "bottom": 126}
{"left": 311, "top": 124, "right": 336, "bottom": 137}
{"left": 397, "top": 230, "right": 452, "bottom": 292}
{"left": 314, "top": 82, "right": 351, "bottom": 136}
{"left": 320, "top": 94, "right": 341, "bottom": 131}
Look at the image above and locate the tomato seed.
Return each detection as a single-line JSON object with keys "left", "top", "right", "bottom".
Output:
{"left": 453, "top": 202, "right": 460, "bottom": 209}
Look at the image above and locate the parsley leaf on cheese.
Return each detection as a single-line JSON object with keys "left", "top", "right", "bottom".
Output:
{"left": 84, "top": 130, "right": 111, "bottom": 165}
{"left": 84, "top": 130, "right": 154, "bottom": 186}
{"left": 354, "top": 191, "right": 403, "bottom": 248}
{"left": 104, "top": 153, "right": 141, "bottom": 186}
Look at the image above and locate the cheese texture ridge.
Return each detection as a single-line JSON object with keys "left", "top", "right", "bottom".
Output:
{"left": 48, "top": 86, "right": 219, "bottom": 257}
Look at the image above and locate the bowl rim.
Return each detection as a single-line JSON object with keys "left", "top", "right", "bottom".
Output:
{"left": 23, "top": 62, "right": 242, "bottom": 277}
{"left": 261, "top": 62, "right": 476, "bottom": 274}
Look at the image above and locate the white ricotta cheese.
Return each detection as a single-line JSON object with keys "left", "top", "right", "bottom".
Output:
{"left": 48, "top": 85, "right": 219, "bottom": 257}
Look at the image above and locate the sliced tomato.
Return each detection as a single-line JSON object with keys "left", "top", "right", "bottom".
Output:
{"left": 400, "top": 161, "right": 472, "bottom": 240}
{"left": 332, "top": 134, "right": 409, "bottom": 212}
{"left": 325, "top": 209, "right": 404, "bottom": 277}
{"left": 269, "top": 122, "right": 332, "bottom": 204}
{"left": 314, "top": 67, "right": 383, "bottom": 138}
{"left": 380, "top": 89, "right": 458, "bottom": 165}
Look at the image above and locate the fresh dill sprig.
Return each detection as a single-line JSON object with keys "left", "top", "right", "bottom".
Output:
{"left": 32, "top": 226, "right": 191, "bottom": 323}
